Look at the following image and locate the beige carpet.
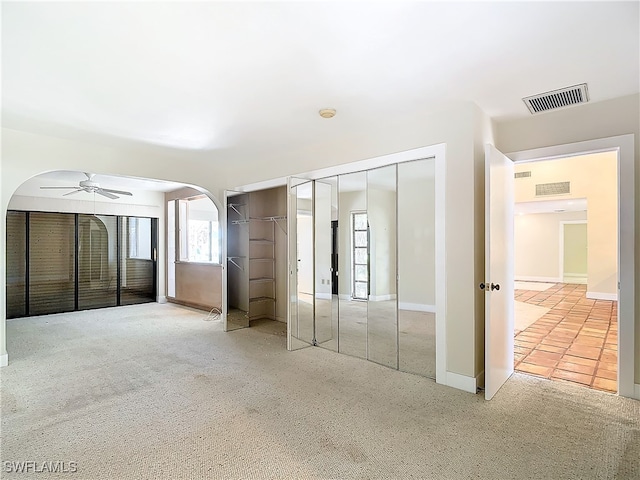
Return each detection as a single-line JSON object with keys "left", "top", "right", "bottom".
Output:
{"left": 1, "top": 304, "right": 639, "bottom": 479}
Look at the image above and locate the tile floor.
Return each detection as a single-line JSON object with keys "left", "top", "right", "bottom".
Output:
{"left": 514, "top": 283, "right": 617, "bottom": 393}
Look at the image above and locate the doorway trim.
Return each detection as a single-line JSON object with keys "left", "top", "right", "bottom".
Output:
{"left": 507, "top": 134, "right": 635, "bottom": 399}
{"left": 559, "top": 220, "right": 588, "bottom": 286}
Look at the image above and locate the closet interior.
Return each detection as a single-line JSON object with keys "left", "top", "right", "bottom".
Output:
{"left": 226, "top": 186, "right": 287, "bottom": 331}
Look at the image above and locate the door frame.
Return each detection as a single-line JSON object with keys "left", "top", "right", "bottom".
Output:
{"left": 559, "top": 220, "right": 588, "bottom": 285}
{"left": 507, "top": 134, "right": 635, "bottom": 399}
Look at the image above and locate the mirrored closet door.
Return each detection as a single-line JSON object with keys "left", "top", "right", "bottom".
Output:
{"left": 287, "top": 158, "right": 437, "bottom": 380}
{"left": 366, "top": 165, "right": 398, "bottom": 368}
{"left": 314, "top": 177, "right": 338, "bottom": 352}
{"left": 288, "top": 180, "right": 314, "bottom": 349}
{"left": 337, "top": 171, "right": 367, "bottom": 359}
{"left": 397, "top": 159, "right": 436, "bottom": 378}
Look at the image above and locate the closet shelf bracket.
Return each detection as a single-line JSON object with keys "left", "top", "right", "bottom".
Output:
{"left": 227, "top": 256, "right": 245, "bottom": 270}
{"left": 228, "top": 203, "right": 246, "bottom": 217}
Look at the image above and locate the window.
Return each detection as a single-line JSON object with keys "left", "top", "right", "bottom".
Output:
{"left": 128, "top": 217, "right": 151, "bottom": 260}
{"left": 177, "top": 196, "right": 220, "bottom": 264}
{"left": 352, "top": 211, "right": 368, "bottom": 300}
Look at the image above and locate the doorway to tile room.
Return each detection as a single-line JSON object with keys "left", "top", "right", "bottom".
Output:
{"left": 512, "top": 151, "right": 618, "bottom": 393}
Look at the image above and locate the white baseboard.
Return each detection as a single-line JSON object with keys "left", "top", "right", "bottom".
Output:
{"left": 338, "top": 294, "right": 350, "bottom": 301}
{"left": 398, "top": 302, "right": 436, "bottom": 313}
{"left": 315, "top": 293, "right": 332, "bottom": 300}
{"left": 0, "top": 353, "right": 8, "bottom": 367}
{"left": 476, "top": 370, "right": 485, "bottom": 389}
{"left": 369, "top": 294, "right": 397, "bottom": 302}
{"left": 586, "top": 291, "right": 618, "bottom": 301}
{"left": 445, "top": 371, "right": 478, "bottom": 394}
{"left": 634, "top": 384, "right": 640, "bottom": 400}
{"left": 563, "top": 274, "right": 587, "bottom": 285}
{"left": 515, "top": 276, "right": 561, "bottom": 283}
{"left": 157, "top": 296, "right": 168, "bottom": 304}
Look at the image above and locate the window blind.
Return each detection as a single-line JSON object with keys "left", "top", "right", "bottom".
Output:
{"left": 28, "top": 212, "right": 76, "bottom": 315}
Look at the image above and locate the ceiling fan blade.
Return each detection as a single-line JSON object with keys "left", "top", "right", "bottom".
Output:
{"left": 63, "top": 189, "right": 84, "bottom": 196}
{"left": 100, "top": 188, "right": 133, "bottom": 196}
{"left": 96, "top": 189, "right": 118, "bottom": 200}
{"left": 40, "top": 186, "right": 79, "bottom": 189}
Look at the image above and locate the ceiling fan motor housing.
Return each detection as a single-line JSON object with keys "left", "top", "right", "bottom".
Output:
{"left": 79, "top": 180, "right": 100, "bottom": 190}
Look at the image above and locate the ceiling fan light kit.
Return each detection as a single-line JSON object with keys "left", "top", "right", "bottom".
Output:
{"left": 40, "top": 172, "right": 133, "bottom": 200}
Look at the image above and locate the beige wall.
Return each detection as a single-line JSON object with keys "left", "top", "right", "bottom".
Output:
{"left": 174, "top": 263, "right": 222, "bottom": 310}
{"left": 495, "top": 93, "right": 639, "bottom": 385}
{"left": 514, "top": 211, "right": 587, "bottom": 281}
{"left": 515, "top": 152, "right": 617, "bottom": 296}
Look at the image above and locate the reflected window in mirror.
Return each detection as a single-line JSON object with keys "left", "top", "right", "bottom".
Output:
{"left": 351, "top": 211, "right": 368, "bottom": 300}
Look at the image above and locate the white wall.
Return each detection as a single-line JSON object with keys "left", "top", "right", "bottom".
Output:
{"left": 495, "top": 93, "right": 640, "bottom": 385}
{"left": 514, "top": 211, "right": 587, "bottom": 281}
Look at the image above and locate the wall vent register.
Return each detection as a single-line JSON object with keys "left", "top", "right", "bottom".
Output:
{"left": 535, "top": 181, "right": 571, "bottom": 196}
{"left": 523, "top": 83, "right": 589, "bottom": 114}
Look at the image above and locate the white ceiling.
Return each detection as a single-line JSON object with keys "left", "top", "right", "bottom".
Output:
{"left": 2, "top": 1, "right": 639, "bottom": 157}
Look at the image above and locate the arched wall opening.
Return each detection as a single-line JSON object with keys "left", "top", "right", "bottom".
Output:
{"left": 3, "top": 169, "right": 223, "bottom": 363}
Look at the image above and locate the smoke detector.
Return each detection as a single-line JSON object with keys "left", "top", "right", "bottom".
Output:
{"left": 319, "top": 108, "right": 336, "bottom": 118}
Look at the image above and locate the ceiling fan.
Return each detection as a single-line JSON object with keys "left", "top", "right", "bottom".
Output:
{"left": 40, "top": 173, "right": 133, "bottom": 200}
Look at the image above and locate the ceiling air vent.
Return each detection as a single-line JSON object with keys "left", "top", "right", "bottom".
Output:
{"left": 523, "top": 83, "right": 589, "bottom": 114}
{"left": 515, "top": 171, "right": 531, "bottom": 179}
{"left": 536, "top": 181, "right": 570, "bottom": 196}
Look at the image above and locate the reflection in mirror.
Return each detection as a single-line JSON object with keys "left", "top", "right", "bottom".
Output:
{"left": 315, "top": 178, "right": 338, "bottom": 351}
{"left": 295, "top": 181, "right": 314, "bottom": 345}
{"left": 398, "top": 159, "right": 436, "bottom": 378}
{"left": 338, "top": 171, "right": 367, "bottom": 359}
{"left": 367, "top": 165, "right": 398, "bottom": 368}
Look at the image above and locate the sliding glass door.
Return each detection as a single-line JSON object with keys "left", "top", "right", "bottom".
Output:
{"left": 5, "top": 211, "right": 157, "bottom": 318}
{"left": 120, "top": 217, "right": 156, "bottom": 306}
{"left": 28, "top": 212, "right": 76, "bottom": 315}
{"left": 6, "top": 211, "right": 27, "bottom": 318}
{"left": 78, "top": 214, "right": 118, "bottom": 310}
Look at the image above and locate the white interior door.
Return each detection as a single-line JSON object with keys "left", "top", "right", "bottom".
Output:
{"left": 485, "top": 144, "right": 515, "bottom": 400}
